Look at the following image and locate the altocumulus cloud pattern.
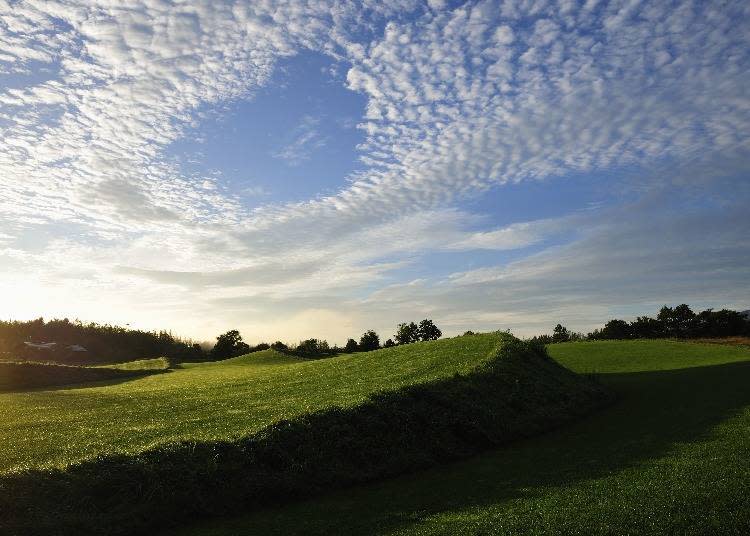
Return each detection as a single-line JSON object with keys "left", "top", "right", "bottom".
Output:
{"left": 0, "top": 0, "right": 748, "bottom": 341}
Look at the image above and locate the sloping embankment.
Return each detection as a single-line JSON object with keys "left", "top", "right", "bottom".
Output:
{"left": 0, "top": 337, "right": 613, "bottom": 535}
{"left": 0, "top": 361, "right": 166, "bottom": 392}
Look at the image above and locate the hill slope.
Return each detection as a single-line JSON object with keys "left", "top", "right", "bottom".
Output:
{"left": 0, "top": 333, "right": 500, "bottom": 473}
{"left": 177, "top": 339, "right": 750, "bottom": 536}
{"left": 0, "top": 335, "right": 610, "bottom": 535}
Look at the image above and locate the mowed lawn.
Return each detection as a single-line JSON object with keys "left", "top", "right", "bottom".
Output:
{"left": 174, "top": 340, "right": 750, "bottom": 536}
{"left": 0, "top": 333, "right": 501, "bottom": 473}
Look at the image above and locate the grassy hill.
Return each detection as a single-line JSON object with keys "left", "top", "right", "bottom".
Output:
{"left": 0, "top": 333, "right": 501, "bottom": 473}
{"left": 175, "top": 339, "right": 750, "bottom": 536}
{"left": 0, "top": 333, "right": 610, "bottom": 535}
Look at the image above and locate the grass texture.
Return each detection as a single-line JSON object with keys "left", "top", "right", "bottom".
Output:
{"left": 0, "top": 333, "right": 500, "bottom": 473}
{"left": 0, "top": 335, "right": 610, "bottom": 535}
{"left": 175, "top": 339, "right": 750, "bottom": 536}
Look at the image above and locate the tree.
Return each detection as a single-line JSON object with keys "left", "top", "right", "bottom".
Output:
{"left": 417, "top": 319, "right": 442, "bottom": 341}
{"left": 295, "top": 338, "right": 330, "bottom": 357}
{"left": 383, "top": 338, "right": 396, "bottom": 348}
{"left": 394, "top": 322, "right": 419, "bottom": 345}
{"left": 270, "top": 341, "right": 288, "bottom": 351}
{"left": 694, "top": 309, "right": 748, "bottom": 337}
{"left": 359, "top": 330, "right": 380, "bottom": 352}
{"left": 600, "top": 319, "right": 631, "bottom": 339}
{"left": 344, "top": 338, "right": 359, "bottom": 353}
{"left": 551, "top": 324, "right": 570, "bottom": 343}
{"left": 658, "top": 304, "right": 696, "bottom": 337}
{"left": 211, "top": 330, "right": 250, "bottom": 360}
{"left": 629, "top": 316, "right": 663, "bottom": 338}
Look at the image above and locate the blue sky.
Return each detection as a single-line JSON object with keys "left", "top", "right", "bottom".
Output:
{"left": 0, "top": 0, "right": 748, "bottom": 343}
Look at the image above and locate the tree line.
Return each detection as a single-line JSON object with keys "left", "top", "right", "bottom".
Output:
{"left": 209, "top": 319, "right": 443, "bottom": 360}
{"left": 0, "top": 317, "right": 205, "bottom": 364}
{"left": 6, "top": 304, "right": 745, "bottom": 365}
{"left": 530, "top": 304, "right": 750, "bottom": 344}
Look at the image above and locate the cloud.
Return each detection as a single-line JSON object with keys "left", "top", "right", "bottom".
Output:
{"left": 273, "top": 115, "right": 328, "bottom": 166}
{"left": 0, "top": 0, "right": 748, "bottom": 341}
{"left": 361, "top": 196, "right": 750, "bottom": 337}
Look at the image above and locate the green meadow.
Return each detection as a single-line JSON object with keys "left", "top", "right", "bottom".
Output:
{"left": 0, "top": 333, "right": 501, "bottom": 473}
{"left": 2, "top": 336, "right": 748, "bottom": 535}
{"left": 173, "top": 339, "right": 750, "bottom": 536}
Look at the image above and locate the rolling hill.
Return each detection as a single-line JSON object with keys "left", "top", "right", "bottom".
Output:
{"left": 174, "top": 339, "right": 750, "bottom": 536}
{"left": 0, "top": 333, "right": 610, "bottom": 535}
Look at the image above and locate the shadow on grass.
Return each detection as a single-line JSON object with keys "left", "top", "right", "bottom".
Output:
{"left": 181, "top": 359, "right": 750, "bottom": 535}
{"left": 0, "top": 363, "right": 170, "bottom": 394}
{"left": 52, "top": 368, "right": 172, "bottom": 391}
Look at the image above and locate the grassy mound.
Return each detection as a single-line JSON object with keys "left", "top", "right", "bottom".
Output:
{"left": 0, "top": 333, "right": 501, "bottom": 472}
{"left": 0, "top": 360, "right": 166, "bottom": 393}
{"left": 0, "top": 336, "right": 610, "bottom": 535}
{"left": 187, "top": 339, "right": 750, "bottom": 536}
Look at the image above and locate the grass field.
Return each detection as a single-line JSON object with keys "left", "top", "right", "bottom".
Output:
{"left": 0, "top": 333, "right": 501, "bottom": 473}
{"left": 172, "top": 339, "right": 750, "bottom": 536}
{"left": 0, "top": 334, "right": 611, "bottom": 535}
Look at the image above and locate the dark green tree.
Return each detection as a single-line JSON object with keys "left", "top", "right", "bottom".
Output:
{"left": 359, "top": 330, "right": 380, "bottom": 352}
{"left": 658, "top": 304, "right": 696, "bottom": 337}
{"left": 600, "top": 319, "right": 631, "bottom": 339}
{"left": 295, "top": 338, "right": 330, "bottom": 357}
{"left": 417, "top": 319, "right": 442, "bottom": 341}
{"left": 394, "top": 322, "right": 419, "bottom": 345}
{"left": 344, "top": 338, "right": 359, "bottom": 353}
{"left": 551, "top": 324, "right": 570, "bottom": 343}
{"left": 383, "top": 338, "right": 396, "bottom": 348}
{"left": 629, "top": 316, "right": 663, "bottom": 338}
{"left": 211, "top": 330, "right": 250, "bottom": 360}
{"left": 270, "top": 341, "right": 288, "bottom": 351}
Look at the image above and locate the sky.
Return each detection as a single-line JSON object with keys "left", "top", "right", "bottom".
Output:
{"left": 0, "top": 0, "right": 749, "bottom": 344}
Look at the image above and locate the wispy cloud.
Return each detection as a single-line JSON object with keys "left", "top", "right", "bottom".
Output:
{"left": 273, "top": 115, "right": 328, "bottom": 166}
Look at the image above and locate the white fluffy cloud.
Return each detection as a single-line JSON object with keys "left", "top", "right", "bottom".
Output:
{"left": 0, "top": 0, "right": 748, "bottom": 341}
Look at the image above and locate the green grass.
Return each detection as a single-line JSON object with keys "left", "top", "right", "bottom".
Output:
{"left": 0, "top": 333, "right": 501, "bottom": 473}
{"left": 549, "top": 339, "right": 750, "bottom": 373}
{"left": 173, "top": 339, "right": 750, "bottom": 536}
{"left": 0, "top": 335, "right": 610, "bottom": 535}
{"left": 98, "top": 357, "right": 172, "bottom": 371}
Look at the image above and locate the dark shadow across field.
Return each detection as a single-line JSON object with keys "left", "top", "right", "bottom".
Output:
{"left": 0, "top": 364, "right": 169, "bottom": 394}
{"left": 49, "top": 368, "right": 171, "bottom": 392}
{"left": 175, "top": 359, "right": 750, "bottom": 535}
